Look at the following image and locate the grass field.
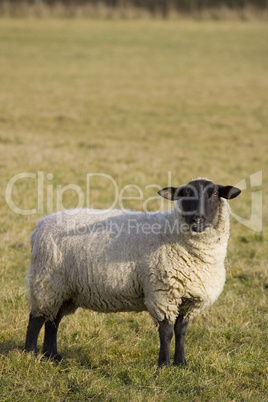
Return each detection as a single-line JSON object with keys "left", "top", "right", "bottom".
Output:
{"left": 0, "top": 18, "right": 268, "bottom": 401}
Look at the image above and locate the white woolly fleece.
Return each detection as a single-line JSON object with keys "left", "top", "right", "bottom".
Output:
{"left": 27, "top": 199, "right": 230, "bottom": 324}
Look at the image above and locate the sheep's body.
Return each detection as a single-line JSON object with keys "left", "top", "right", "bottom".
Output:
{"left": 27, "top": 198, "right": 230, "bottom": 325}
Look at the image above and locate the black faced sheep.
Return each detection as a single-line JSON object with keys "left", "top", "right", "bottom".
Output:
{"left": 25, "top": 178, "right": 241, "bottom": 366}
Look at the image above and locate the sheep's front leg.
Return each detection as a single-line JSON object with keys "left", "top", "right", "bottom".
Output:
{"left": 173, "top": 315, "right": 189, "bottom": 365}
{"left": 158, "top": 319, "right": 174, "bottom": 367}
{"left": 25, "top": 313, "right": 45, "bottom": 355}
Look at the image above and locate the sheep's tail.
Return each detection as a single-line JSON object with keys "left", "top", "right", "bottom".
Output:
{"left": 30, "top": 228, "right": 37, "bottom": 250}
{"left": 25, "top": 228, "right": 38, "bottom": 309}
{"left": 30, "top": 217, "right": 47, "bottom": 250}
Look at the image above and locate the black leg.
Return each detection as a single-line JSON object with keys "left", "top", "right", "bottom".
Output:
{"left": 173, "top": 315, "right": 189, "bottom": 366}
{"left": 158, "top": 319, "right": 174, "bottom": 367}
{"left": 42, "top": 299, "right": 76, "bottom": 361}
{"left": 42, "top": 318, "right": 62, "bottom": 361}
{"left": 25, "top": 313, "right": 45, "bottom": 355}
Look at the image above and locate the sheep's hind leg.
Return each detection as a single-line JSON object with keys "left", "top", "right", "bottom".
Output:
{"left": 158, "top": 319, "right": 174, "bottom": 367}
{"left": 173, "top": 315, "right": 189, "bottom": 366}
{"left": 25, "top": 313, "right": 45, "bottom": 355}
{"left": 42, "top": 318, "right": 62, "bottom": 361}
{"left": 42, "top": 299, "right": 77, "bottom": 361}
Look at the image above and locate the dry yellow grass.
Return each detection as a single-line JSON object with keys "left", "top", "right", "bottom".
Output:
{"left": 0, "top": 18, "right": 267, "bottom": 401}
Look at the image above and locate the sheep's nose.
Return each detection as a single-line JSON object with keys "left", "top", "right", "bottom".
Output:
{"left": 193, "top": 215, "right": 205, "bottom": 224}
{"left": 192, "top": 215, "right": 206, "bottom": 232}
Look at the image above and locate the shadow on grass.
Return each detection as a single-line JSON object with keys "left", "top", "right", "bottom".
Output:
{"left": 0, "top": 341, "right": 25, "bottom": 354}
{"left": 63, "top": 347, "right": 97, "bottom": 369}
{"left": 0, "top": 339, "right": 96, "bottom": 368}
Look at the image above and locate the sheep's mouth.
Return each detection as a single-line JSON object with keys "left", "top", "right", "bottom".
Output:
{"left": 191, "top": 223, "right": 207, "bottom": 233}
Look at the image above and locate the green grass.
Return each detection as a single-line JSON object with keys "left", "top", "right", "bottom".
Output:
{"left": 0, "top": 18, "right": 268, "bottom": 401}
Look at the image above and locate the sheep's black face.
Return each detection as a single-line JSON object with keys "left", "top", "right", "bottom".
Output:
{"left": 178, "top": 181, "right": 222, "bottom": 232}
{"left": 158, "top": 179, "right": 241, "bottom": 233}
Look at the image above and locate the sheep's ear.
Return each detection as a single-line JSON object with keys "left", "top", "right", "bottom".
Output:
{"left": 218, "top": 185, "right": 241, "bottom": 199}
{"left": 158, "top": 187, "right": 183, "bottom": 201}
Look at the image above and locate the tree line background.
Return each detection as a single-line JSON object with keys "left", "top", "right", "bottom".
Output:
{"left": 0, "top": 0, "right": 267, "bottom": 17}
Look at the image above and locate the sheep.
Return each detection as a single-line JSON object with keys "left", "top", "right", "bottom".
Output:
{"left": 24, "top": 178, "right": 241, "bottom": 366}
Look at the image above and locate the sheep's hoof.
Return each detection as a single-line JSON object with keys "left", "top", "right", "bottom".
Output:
{"left": 173, "top": 359, "right": 187, "bottom": 366}
{"left": 42, "top": 352, "right": 62, "bottom": 362}
{"left": 24, "top": 348, "right": 38, "bottom": 357}
{"left": 158, "top": 361, "right": 171, "bottom": 368}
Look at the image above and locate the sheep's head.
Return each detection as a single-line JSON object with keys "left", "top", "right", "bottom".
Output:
{"left": 158, "top": 179, "right": 241, "bottom": 233}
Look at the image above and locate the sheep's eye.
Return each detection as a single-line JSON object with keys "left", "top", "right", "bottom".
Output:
{"left": 183, "top": 188, "right": 194, "bottom": 197}
{"left": 212, "top": 190, "right": 218, "bottom": 197}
